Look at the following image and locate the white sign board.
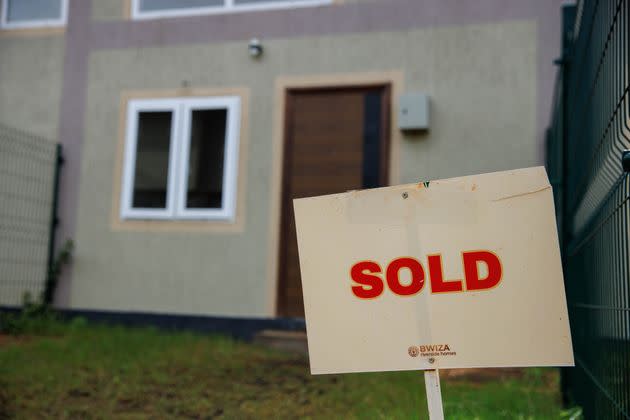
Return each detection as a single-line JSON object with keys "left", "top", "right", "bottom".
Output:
{"left": 294, "top": 167, "right": 574, "bottom": 374}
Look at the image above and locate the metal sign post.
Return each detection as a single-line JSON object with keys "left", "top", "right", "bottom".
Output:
{"left": 424, "top": 369, "right": 444, "bottom": 420}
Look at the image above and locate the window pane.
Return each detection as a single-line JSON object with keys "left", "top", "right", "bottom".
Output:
{"left": 6, "top": 0, "right": 62, "bottom": 22}
{"left": 132, "top": 111, "right": 172, "bottom": 209}
{"left": 139, "top": 0, "right": 224, "bottom": 12}
{"left": 186, "top": 109, "right": 227, "bottom": 209}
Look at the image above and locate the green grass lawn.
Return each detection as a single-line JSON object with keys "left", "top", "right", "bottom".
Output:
{"left": 0, "top": 318, "right": 567, "bottom": 419}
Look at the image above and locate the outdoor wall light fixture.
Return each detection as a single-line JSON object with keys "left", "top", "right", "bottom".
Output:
{"left": 248, "top": 38, "right": 263, "bottom": 58}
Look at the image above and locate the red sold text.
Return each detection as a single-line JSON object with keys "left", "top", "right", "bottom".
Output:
{"left": 350, "top": 250, "right": 502, "bottom": 299}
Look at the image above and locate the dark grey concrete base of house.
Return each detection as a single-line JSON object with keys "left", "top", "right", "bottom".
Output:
{"left": 0, "top": 306, "right": 306, "bottom": 340}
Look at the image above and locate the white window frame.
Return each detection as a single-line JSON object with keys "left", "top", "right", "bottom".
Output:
{"left": 121, "top": 96, "right": 241, "bottom": 222}
{"left": 131, "top": 0, "right": 332, "bottom": 21}
{"left": 0, "top": 0, "right": 68, "bottom": 29}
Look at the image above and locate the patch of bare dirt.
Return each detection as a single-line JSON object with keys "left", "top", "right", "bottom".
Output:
{"left": 0, "top": 334, "right": 31, "bottom": 347}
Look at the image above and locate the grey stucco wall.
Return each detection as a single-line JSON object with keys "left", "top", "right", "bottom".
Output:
{"left": 0, "top": 3, "right": 65, "bottom": 308}
{"left": 0, "top": 36, "right": 65, "bottom": 139}
{"left": 69, "top": 20, "right": 537, "bottom": 317}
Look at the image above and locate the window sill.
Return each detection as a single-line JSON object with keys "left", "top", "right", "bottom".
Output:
{"left": 111, "top": 218, "right": 244, "bottom": 233}
{"left": 130, "top": 0, "right": 333, "bottom": 21}
{"left": 0, "top": 25, "right": 65, "bottom": 37}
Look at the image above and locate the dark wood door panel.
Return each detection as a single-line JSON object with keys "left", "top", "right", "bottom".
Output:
{"left": 277, "top": 86, "right": 390, "bottom": 317}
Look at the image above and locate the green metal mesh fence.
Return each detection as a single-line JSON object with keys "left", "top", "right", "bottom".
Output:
{"left": 546, "top": 0, "right": 630, "bottom": 418}
{"left": 0, "top": 124, "right": 61, "bottom": 307}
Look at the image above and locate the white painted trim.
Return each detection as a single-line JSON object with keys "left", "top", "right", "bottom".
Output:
{"left": 131, "top": 0, "right": 332, "bottom": 21}
{"left": 121, "top": 99, "right": 180, "bottom": 220}
{"left": 176, "top": 96, "right": 240, "bottom": 221}
{"left": 121, "top": 96, "right": 241, "bottom": 222}
{"left": 0, "top": 0, "right": 68, "bottom": 29}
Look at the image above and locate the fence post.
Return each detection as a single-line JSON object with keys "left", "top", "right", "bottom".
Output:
{"left": 557, "top": 2, "right": 576, "bottom": 408}
{"left": 43, "top": 143, "right": 64, "bottom": 305}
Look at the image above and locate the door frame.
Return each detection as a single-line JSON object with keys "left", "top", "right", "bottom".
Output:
{"left": 269, "top": 73, "right": 403, "bottom": 317}
{"left": 265, "top": 71, "right": 404, "bottom": 317}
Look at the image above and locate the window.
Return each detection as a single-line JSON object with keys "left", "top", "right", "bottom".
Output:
{"left": 131, "top": 0, "right": 331, "bottom": 20}
{"left": 0, "top": 0, "right": 68, "bottom": 29}
{"left": 121, "top": 97, "right": 241, "bottom": 221}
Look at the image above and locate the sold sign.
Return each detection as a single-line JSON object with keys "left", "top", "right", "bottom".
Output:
{"left": 293, "top": 167, "right": 573, "bottom": 376}
{"left": 351, "top": 251, "right": 502, "bottom": 299}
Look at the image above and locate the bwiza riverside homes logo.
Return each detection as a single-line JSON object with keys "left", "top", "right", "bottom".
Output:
{"left": 408, "top": 344, "right": 457, "bottom": 358}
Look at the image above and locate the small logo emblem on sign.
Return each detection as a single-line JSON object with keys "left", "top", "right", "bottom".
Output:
{"left": 408, "top": 346, "right": 419, "bottom": 357}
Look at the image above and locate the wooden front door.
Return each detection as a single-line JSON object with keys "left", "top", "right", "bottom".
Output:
{"left": 277, "top": 86, "right": 391, "bottom": 317}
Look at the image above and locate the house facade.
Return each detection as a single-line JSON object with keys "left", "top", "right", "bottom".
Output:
{"left": 0, "top": 0, "right": 563, "bottom": 323}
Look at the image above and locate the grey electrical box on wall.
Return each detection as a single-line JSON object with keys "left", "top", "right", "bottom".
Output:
{"left": 398, "top": 93, "right": 430, "bottom": 130}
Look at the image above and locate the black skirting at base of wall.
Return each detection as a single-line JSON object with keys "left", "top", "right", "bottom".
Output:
{"left": 0, "top": 306, "right": 306, "bottom": 340}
